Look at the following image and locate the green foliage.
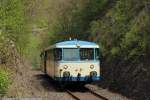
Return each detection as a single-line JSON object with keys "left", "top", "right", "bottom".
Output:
{"left": 0, "top": 0, "right": 30, "bottom": 56}
{"left": 89, "top": 0, "right": 150, "bottom": 99}
{"left": 0, "top": 69, "right": 10, "bottom": 95}
{"left": 26, "top": 34, "right": 41, "bottom": 68}
{"left": 44, "top": 0, "right": 109, "bottom": 43}
{"left": 111, "top": 47, "right": 120, "bottom": 56}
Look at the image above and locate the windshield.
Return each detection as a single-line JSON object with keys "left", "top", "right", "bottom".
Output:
{"left": 80, "top": 48, "right": 94, "bottom": 60}
{"left": 62, "top": 48, "right": 99, "bottom": 61}
{"left": 63, "top": 48, "right": 79, "bottom": 61}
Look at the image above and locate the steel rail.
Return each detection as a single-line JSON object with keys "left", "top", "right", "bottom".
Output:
{"left": 65, "top": 89, "right": 80, "bottom": 100}
{"left": 86, "top": 88, "right": 109, "bottom": 100}
{"left": 65, "top": 87, "right": 109, "bottom": 100}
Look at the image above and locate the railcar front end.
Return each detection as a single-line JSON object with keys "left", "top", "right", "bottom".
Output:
{"left": 41, "top": 40, "right": 101, "bottom": 84}
{"left": 53, "top": 41, "right": 101, "bottom": 83}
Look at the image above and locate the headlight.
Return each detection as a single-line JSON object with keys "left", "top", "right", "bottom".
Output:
{"left": 63, "top": 65, "right": 68, "bottom": 69}
{"left": 90, "top": 71, "right": 97, "bottom": 77}
{"left": 63, "top": 71, "right": 70, "bottom": 77}
{"left": 90, "top": 65, "right": 94, "bottom": 69}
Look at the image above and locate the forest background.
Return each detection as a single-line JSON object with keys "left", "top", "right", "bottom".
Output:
{"left": 0, "top": 0, "right": 150, "bottom": 99}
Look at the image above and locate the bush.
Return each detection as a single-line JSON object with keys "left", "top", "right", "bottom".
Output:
{"left": 0, "top": 69, "right": 10, "bottom": 96}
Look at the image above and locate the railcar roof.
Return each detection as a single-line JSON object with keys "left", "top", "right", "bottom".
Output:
{"left": 56, "top": 40, "right": 99, "bottom": 48}
{"left": 44, "top": 40, "right": 99, "bottom": 51}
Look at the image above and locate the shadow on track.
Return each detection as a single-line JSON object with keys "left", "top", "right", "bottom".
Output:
{"left": 34, "top": 73, "right": 89, "bottom": 93}
{"left": 65, "top": 85, "right": 89, "bottom": 92}
{"left": 34, "top": 74, "right": 63, "bottom": 92}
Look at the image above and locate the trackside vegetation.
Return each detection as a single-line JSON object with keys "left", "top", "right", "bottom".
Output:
{"left": 0, "top": 69, "right": 10, "bottom": 96}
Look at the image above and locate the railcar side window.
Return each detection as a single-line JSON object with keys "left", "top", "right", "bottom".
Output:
{"left": 80, "top": 48, "right": 94, "bottom": 60}
{"left": 54, "top": 48, "right": 62, "bottom": 61}
{"left": 95, "top": 48, "right": 100, "bottom": 60}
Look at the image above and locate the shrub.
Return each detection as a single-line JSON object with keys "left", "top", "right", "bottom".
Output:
{"left": 0, "top": 69, "right": 10, "bottom": 96}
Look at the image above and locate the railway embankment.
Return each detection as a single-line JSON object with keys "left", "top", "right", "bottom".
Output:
{"left": 99, "top": 59, "right": 150, "bottom": 100}
{"left": 5, "top": 60, "right": 73, "bottom": 100}
{"left": 2, "top": 59, "right": 130, "bottom": 100}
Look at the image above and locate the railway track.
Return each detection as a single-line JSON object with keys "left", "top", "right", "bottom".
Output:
{"left": 65, "top": 86, "right": 108, "bottom": 100}
{"left": 45, "top": 78, "right": 108, "bottom": 100}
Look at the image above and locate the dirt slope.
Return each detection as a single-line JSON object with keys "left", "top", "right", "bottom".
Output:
{"left": 6, "top": 61, "right": 72, "bottom": 100}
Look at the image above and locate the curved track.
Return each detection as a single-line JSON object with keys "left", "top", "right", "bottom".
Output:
{"left": 65, "top": 86, "right": 108, "bottom": 100}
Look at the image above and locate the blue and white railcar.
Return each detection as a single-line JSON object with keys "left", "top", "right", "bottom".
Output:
{"left": 41, "top": 40, "right": 101, "bottom": 83}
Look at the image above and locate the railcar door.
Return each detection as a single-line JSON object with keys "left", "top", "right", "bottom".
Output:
{"left": 40, "top": 52, "right": 47, "bottom": 73}
{"left": 54, "top": 48, "right": 62, "bottom": 78}
{"left": 50, "top": 49, "right": 55, "bottom": 78}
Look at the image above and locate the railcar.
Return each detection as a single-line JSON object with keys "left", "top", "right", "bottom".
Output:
{"left": 40, "top": 40, "right": 101, "bottom": 84}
